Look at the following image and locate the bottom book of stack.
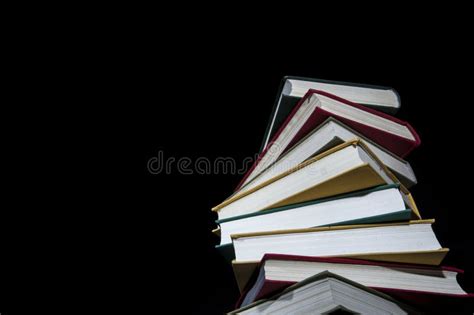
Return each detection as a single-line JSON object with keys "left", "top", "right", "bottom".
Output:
{"left": 229, "top": 271, "right": 421, "bottom": 314}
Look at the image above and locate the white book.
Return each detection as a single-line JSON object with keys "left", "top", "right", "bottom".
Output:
{"left": 231, "top": 220, "right": 447, "bottom": 264}
{"left": 237, "top": 117, "right": 416, "bottom": 198}
{"left": 217, "top": 184, "right": 419, "bottom": 246}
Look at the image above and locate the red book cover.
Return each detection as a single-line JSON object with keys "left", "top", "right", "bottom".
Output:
{"left": 235, "top": 90, "right": 421, "bottom": 191}
{"left": 236, "top": 254, "right": 474, "bottom": 311}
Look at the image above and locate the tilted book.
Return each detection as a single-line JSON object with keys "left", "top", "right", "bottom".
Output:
{"left": 237, "top": 89, "right": 419, "bottom": 191}
{"left": 260, "top": 76, "right": 401, "bottom": 152}
{"left": 213, "top": 139, "right": 415, "bottom": 221}
{"left": 236, "top": 117, "right": 417, "bottom": 197}
{"left": 229, "top": 271, "right": 419, "bottom": 315}
{"left": 237, "top": 254, "right": 473, "bottom": 312}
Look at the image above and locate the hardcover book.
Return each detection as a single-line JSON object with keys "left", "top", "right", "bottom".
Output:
{"left": 229, "top": 271, "right": 419, "bottom": 315}
{"left": 231, "top": 220, "right": 449, "bottom": 291}
{"left": 216, "top": 184, "right": 420, "bottom": 248}
{"left": 236, "top": 117, "right": 417, "bottom": 197}
{"left": 260, "top": 76, "right": 401, "bottom": 152}
{"left": 237, "top": 254, "right": 473, "bottom": 311}
{"left": 213, "top": 140, "right": 410, "bottom": 221}
{"left": 237, "top": 89, "right": 419, "bottom": 191}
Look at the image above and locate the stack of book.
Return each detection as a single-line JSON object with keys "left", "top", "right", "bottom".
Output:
{"left": 212, "top": 77, "right": 473, "bottom": 314}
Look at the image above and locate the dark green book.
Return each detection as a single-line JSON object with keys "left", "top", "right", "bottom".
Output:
{"left": 216, "top": 184, "right": 419, "bottom": 263}
{"left": 260, "top": 76, "right": 401, "bottom": 152}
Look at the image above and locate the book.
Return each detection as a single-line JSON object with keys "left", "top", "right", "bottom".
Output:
{"left": 260, "top": 76, "right": 401, "bottom": 152}
{"left": 236, "top": 117, "right": 417, "bottom": 197}
{"left": 238, "top": 254, "right": 473, "bottom": 310}
{"left": 216, "top": 184, "right": 420, "bottom": 248}
{"left": 237, "top": 89, "right": 420, "bottom": 191}
{"left": 232, "top": 220, "right": 449, "bottom": 291}
{"left": 213, "top": 139, "right": 407, "bottom": 221}
{"left": 229, "top": 271, "right": 419, "bottom": 315}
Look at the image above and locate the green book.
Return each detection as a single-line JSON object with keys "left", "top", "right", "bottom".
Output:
{"left": 260, "top": 76, "right": 400, "bottom": 152}
{"left": 216, "top": 184, "right": 419, "bottom": 263}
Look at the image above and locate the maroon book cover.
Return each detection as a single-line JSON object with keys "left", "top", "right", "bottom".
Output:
{"left": 236, "top": 254, "right": 474, "bottom": 311}
{"left": 235, "top": 90, "right": 421, "bottom": 191}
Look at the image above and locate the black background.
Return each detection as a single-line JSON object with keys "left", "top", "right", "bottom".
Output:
{"left": 2, "top": 27, "right": 473, "bottom": 314}
{"left": 138, "top": 50, "right": 474, "bottom": 313}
